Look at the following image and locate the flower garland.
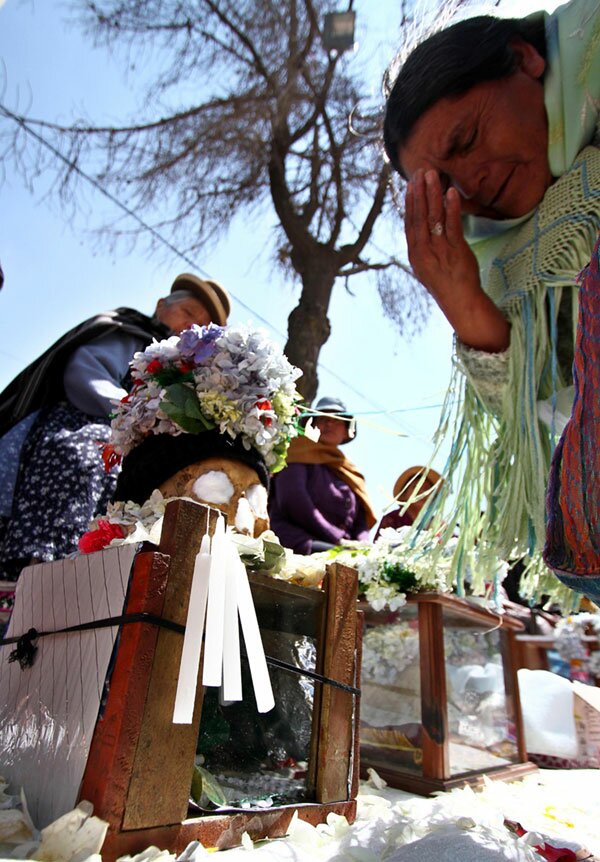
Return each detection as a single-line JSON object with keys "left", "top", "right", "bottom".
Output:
{"left": 315, "top": 527, "right": 509, "bottom": 613}
{"left": 79, "top": 490, "right": 175, "bottom": 552}
{"left": 108, "top": 323, "right": 302, "bottom": 472}
{"left": 79, "top": 491, "right": 320, "bottom": 584}
{"left": 79, "top": 499, "right": 509, "bottom": 616}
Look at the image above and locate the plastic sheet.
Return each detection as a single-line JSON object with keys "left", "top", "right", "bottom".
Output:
{"left": 0, "top": 545, "right": 137, "bottom": 827}
{"left": 517, "top": 669, "right": 578, "bottom": 759}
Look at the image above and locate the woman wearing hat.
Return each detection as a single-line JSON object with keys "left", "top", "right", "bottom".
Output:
{"left": 375, "top": 466, "right": 442, "bottom": 539}
{"left": 268, "top": 396, "right": 377, "bottom": 554}
{"left": 0, "top": 273, "right": 230, "bottom": 592}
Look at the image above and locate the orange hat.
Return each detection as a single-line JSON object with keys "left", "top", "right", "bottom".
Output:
{"left": 393, "top": 465, "right": 442, "bottom": 501}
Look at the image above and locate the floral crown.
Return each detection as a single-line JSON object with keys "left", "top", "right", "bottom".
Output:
{"left": 107, "top": 323, "right": 303, "bottom": 473}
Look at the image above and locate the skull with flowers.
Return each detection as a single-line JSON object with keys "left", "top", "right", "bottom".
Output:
{"left": 96, "top": 323, "right": 303, "bottom": 540}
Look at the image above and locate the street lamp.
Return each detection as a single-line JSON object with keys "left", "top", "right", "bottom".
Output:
{"left": 323, "top": 11, "right": 356, "bottom": 52}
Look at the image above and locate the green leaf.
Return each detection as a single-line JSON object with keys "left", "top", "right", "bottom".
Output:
{"left": 191, "top": 765, "right": 227, "bottom": 807}
{"left": 183, "top": 394, "right": 204, "bottom": 419}
{"left": 173, "top": 414, "right": 206, "bottom": 434}
{"left": 159, "top": 402, "right": 202, "bottom": 433}
{"left": 190, "top": 765, "right": 204, "bottom": 804}
{"left": 381, "top": 562, "right": 418, "bottom": 592}
{"left": 262, "top": 540, "right": 285, "bottom": 572}
{"left": 160, "top": 383, "right": 215, "bottom": 433}
{"left": 153, "top": 368, "right": 194, "bottom": 387}
{"left": 163, "top": 382, "right": 191, "bottom": 409}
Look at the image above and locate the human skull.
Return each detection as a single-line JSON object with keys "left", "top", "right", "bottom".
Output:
{"left": 157, "top": 456, "right": 269, "bottom": 537}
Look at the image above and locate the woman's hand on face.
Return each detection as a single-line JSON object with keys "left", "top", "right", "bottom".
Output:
{"left": 405, "top": 169, "right": 510, "bottom": 352}
{"left": 406, "top": 169, "right": 480, "bottom": 305}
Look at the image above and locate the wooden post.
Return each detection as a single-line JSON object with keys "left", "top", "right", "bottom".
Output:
{"left": 502, "top": 629, "right": 528, "bottom": 763}
{"left": 418, "top": 600, "right": 450, "bottom": 780}
{"left": 78, "top": 550, "right": 170, "bottom": 828}
{"left": 315, "top": 562, "right": 358, "bottom": 803}
{"left": 121, "top": 500, "right": 219, "bottom": 829}
{"left": 350, "top": 609, "right": 364, "bottom": 800}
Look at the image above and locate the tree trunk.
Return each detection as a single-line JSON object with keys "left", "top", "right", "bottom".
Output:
{"left": 284, "top": 259, "right": 337, "bottom": 403}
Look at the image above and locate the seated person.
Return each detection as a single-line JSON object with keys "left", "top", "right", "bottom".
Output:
{"left": 268, "top": 396, "right": 376, "bottom": 554}
{"left": 375, "top": 466, "right": 442, "bottom": 538}
{"left": 0, "top": 274, "right": 230, "bottom": 583}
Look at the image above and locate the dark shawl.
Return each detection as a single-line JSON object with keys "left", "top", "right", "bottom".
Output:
{"left": 0, "top": 308, "right": 169, "bottom": 437}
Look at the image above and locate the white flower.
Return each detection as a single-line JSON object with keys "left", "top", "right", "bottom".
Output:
{"left": 301, "top": 528, "right": 507, "bottom": 612}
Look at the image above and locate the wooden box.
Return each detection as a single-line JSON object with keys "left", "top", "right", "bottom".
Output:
{"left": 359, "top": 592, "right": 535, "bottom": 794}
{"left": 0, "top": 500, "right": 361, "bottom": 857}
{"left": 514, "top": 632, "right": 600, "bottom": 683}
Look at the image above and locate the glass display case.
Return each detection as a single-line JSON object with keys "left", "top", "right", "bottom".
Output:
{"left": 360, "top": 592, "right": 535, "bottom": 794}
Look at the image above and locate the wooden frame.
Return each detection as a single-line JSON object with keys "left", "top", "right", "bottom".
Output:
{"left": 360, "top": 592, "right": 536, "bottom": 795}
{"left": 514, "top": 633, "right": 600, "bottom": 683}
{"left": 78, "top": 500, "right": 361, "bottom": 858}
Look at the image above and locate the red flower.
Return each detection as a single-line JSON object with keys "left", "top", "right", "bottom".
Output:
{"left": 261, "top": 416, "right": 273, "bottom": 427}
{"left": 256, "top": 399, "right": 272, "bottom": 411}
{"left": 179, "top": 361, "right": 194, "bottom": 373}
{"left": 509, "top": 823, "right": 578, "bottom": 862}
{"left": 100, "top": 443, "right": 122, "bottom": 473}
{"left": 146, "top": 359, "right": 163, "bottom": 374}
{"left": 78, "top": 521, "right": 127, "bottom": 554}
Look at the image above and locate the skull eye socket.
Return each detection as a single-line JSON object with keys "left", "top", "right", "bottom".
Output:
{"left": 245, "top": 483, "right": 268, "bottom": 518}
{"left": 191, "top": 470, "right": 234, "bottom": 504}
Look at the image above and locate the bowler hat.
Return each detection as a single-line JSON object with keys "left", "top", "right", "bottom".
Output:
{"left": 311, "top": 396, "right": 356, "bottom": 443}
{"left": 171, "top": 273, "right": 230, "bottom": 326}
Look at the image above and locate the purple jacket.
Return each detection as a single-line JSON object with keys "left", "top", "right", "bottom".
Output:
{"left": 268, "top": 462, "right": 370, "bottom": 554}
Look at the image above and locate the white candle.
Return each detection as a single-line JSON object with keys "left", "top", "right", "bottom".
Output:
{"left": 221, "top": 542, "right": 242, "bottom": 701}
{"left": 234, "top": 554, "right": 275, "bottom": 713}
{"left": 172, "top": 532, "right": 211, "bottom": 724}
{"left": 202, "top": 516, "right": 227, "bottom": 687}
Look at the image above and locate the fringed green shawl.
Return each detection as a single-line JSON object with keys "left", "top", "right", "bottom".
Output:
{"left": 419, "top": 0, "right": 600, "bottom": 607}
{"left": 426, "top": 147, "right": 600, "bottom": 608}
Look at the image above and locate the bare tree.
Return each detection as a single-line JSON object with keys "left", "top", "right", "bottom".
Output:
{"left": 1, "top": 0, "right": 426, "bottom": 401}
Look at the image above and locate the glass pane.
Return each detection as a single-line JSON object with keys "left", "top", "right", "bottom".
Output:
{"left": 443, "top": 606, "right": 519, "bottom": 776}
{"left": 193, "top": 578, "right": 324, "bottom": 812}
{"left": 360, "top": 605, "right": 423, "bottom": 776}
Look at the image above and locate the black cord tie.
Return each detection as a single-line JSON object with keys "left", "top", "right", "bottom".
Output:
{"left": 1, "top": 613, "right": 360, "bottom": 696}
{"left": 2, "top": 613, "right": 185, "bottom": 670}
{"left": 8, "top": 628, "right": 39, "bottom": 669}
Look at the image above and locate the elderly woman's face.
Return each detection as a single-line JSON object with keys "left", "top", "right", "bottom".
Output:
{"left": 398, "top": 41, "right": 552, "bottom": 219}
{"left": 156, "top": 296, "right": 212, "bottom": 333}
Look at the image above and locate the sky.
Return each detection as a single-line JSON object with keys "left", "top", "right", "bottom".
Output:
{"left": 0, "top": 0, "right": 555, "bottom": 519}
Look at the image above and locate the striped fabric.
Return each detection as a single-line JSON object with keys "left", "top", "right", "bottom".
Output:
{"left": 545, "top": 230, "right": 600, "bottom": 596}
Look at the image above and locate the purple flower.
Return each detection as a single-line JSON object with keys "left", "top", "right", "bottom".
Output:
{"left": 178, "top": 324, "right": 224, "bottom": 363}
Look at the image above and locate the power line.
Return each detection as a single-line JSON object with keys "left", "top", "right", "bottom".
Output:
{"left": 0, "top": 103, "right": 432, "bottom": 431}
{"left": 0, "top": 104, "right": 283, "bottom": 337}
